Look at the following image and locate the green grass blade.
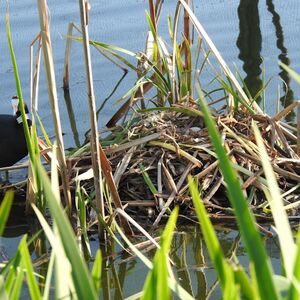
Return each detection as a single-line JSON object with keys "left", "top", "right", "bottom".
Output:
{"left": 188, "top": 177, "right": 238, "bottom": 298}
{"left": 197, "top": 86, "right": 279, "bottom": 299}
{"left": 140, "top": 164, "right": 158, "bottom": 196}
{"left": 92, "top": 250, "right": 102, "bottom": 292}
{"left": 19, "top": 236, "right": 42, "bottom": 300}
{"left": 9, "top": 266, "right": 24, "bottom": 300}
{"left": 0, "top": 191, "right": 13, "bottom": 236}
{"left": 290, "top": 229, "right": 300, "bottom": 299}
{"left": 34, "top": 162, "right": 97, "bottom": 300}
{"left": 253, "top": 123, "right": 295, "bottom": 277}
{"left": 0, "top": 276, "right": 8, "bottom": 300}
{"left": 6, "top": 11, "right": 34, "bottom": 162}
{"left": 42, "top": 251, "right": 55, "bottom": 300}
{"left": 279, "top": 63, "right": 300, "bottom": 85}
{"left": 142, "top": 207, "right": 179, "bottom": 300}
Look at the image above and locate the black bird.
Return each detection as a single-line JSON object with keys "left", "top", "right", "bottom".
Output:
{"left": 0, "top": 96, "right": 31, "bottom": 168}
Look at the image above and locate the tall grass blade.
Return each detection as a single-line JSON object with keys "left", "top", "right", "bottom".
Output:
{"left": 92, "top": 250, "right": 102, "bottom": 292}
{"left": 19, "top": 237, "right": 42, "bottom": 300}
{"left": 34, "top": 161, "right": 97, "bottom": 299}
{"left": 0, "top": 191, "right": 13, "bottom": 235}
{"left": 253, "top": 123, "right": 295, "bottom": 277}
{"left": 6, "top": 11, "right": 34, "bottom": 161}
{"left": 197, "top": 86, "right": 279, "bottom": 299}
{"left": 188, "top": 177, "right": 238, "bottom": 298}
{"left": 9, "top": 266, "right": 24, "bottom": 300}
{"left": 141, "top": 207, "right": 178, "bottom": 300}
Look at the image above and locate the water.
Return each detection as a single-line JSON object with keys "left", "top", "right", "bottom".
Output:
{"left": 1, "top": 216, "right": 281, "bottom": 299}
{"left": 1, "top": 1, "right": 299, "bottom": 298}
{"left": 0, "top": 1, "right": 299, "bottom": 146}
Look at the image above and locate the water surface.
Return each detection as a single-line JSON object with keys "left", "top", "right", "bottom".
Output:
{"left": 0, "top": 1, "right": 299, "bottom": 298}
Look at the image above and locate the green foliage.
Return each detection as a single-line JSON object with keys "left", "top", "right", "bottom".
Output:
{"left": 0, "top": 192, "right": 13, "bottom": 236}
{"left": 142, "top": 207, "right": 178, "bottom": 300}
{"left": 197, "top": 86, "right": 279, "bottom": 299}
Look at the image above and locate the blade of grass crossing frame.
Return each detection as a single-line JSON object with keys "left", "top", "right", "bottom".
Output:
{"left": 9, "top": 266, "right": 24, "bottom": 300}
{"left": 140, "top": 164, "right": 158, "bottom": 196}
{"left": 0, "top": 191, "right": 13, "bottom": 235}
{"left": 142, "top": 207, "right": 179, "bottom": 300}
{"left": 289, "top": 229, "right": 300, "bottom": 299}
{"left": 19, "top": 237, "right": 42, "bottom": 299}
{"left": 197, "top": 86, "right": 279, "bottom": 299}
{"left": 253, "top": 123, "right": 295, "bottom": 278}
{"left": 92, "top": 250, "right": 102, "bottom": 291}
{"left": 188, "top": 177, "right": 238, "bottom": 298}
{"left": 6, "top": 11, "right": 34, "bottom": 161}
{"left": 35, "top": 161, "right": 97, "bottom": 300}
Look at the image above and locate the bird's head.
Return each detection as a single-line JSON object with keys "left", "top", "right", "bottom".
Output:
{"left": 11, "top": 96, "right": 31, "bottom": 125}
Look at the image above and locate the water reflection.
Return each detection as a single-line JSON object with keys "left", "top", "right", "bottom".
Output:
{"left": 236, "top": 0, "right": 263, "bottom": 102}
{"left": 63, "top": 89, "right": 81, "bottom": 148}
{"left": 0, "top": 204, "right": 282, "bottom": 300}
{"left": 237, "top": 0, "right": 296, "bottom": 120}
{"left": 266, "top": 0, "right": 295, "bottom": 121}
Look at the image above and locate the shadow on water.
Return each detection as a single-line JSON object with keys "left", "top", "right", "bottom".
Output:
{"left": 266, "top": 0, "right": 295, "bottom": 122}
{"left": 236, "top": 0, "right": 263, "bottom": 103}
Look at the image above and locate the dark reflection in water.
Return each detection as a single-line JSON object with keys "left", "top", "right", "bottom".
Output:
{"left": 266, "top": 0, "right": 295, "bottom": 122}
{"left": 63, "top": 89, "right": 81, "bottom": 148}
{"left": 236, "top": 0, "right": 263, "bottom": 102}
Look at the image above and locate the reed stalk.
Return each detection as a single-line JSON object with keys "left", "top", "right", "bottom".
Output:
{"left": 148, "top": 0, "right": 157, "bottom": 32}
{"left": 63, "top": 22, "right": 74, "bottom": 90}
{"left": 36, "top": 0, "right": 71, "bottom": 213}
{"left": 29, "top": 34, "right": 42, "bottom": 113}
{"left": 183, "top": 0, "right": 190, "bottom": 68}
{"left": 78, "top": 0, "right": 105, "bottom": 231}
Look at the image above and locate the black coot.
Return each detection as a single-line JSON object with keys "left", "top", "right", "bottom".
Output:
{"left": 0, "top": 97, "right": 31, "bottom": 168}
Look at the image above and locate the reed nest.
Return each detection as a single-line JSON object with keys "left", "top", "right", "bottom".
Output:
{"left": 2, "top": 100, "right": 300, "bottom": 225}
{"left": 68, "top": 100, "right": 300, "bottom": 223}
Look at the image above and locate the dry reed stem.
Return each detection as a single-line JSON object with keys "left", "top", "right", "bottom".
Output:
{"left": 78, "top": 0, "right": 104, "bottom": 227}
{"left": 79, "top": 0, "right": 133, "bottom": 235}
{"left": 114, "top": 146, "right": 136, "bottom": 187}
{"left": 106, "top": 133, "right": 161, "bottom": 154}
{"left": 183, "top": 0, "right": 190, "bottom": 69}
{"left": 29, "top": 33, "right": 42, "bottom": 113}
{"left": 152, "top": 158, "right": 195, "bottom": 228}
{"left": 63, "top": 22, "right": 74, "bottom": 90}
{"left": 36, "top": 0, "right": 71, "bottom": 212}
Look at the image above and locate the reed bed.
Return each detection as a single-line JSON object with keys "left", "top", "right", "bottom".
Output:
{"left": 1, "top": 0, "right": 300, "bottom": 299}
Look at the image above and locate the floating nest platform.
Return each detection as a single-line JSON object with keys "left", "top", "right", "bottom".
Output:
{"left": 2, "top": 101, "right": 300, "bottom": 226}
{"left": 69, "top": 100, "right": 300, "bottom": 225}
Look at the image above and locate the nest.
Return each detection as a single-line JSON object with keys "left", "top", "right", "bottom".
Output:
{"left": 91, "top": 102, "right": 300, "bottom": 224}
{"left": 3, "top": 101, "right": 300, "bottom": 226}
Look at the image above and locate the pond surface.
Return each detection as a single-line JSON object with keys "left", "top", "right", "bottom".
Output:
{"left": 1, "top": 212, "right": 281, "bottom": 299}
{"left": 0, "top": 1, "right": 299, "bottom": 298}
{"left": 0, "top": 1, "right": 299, "bottom": 147}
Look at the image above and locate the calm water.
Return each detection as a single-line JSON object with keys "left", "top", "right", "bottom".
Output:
{"left": 0, "top": 1, "right": 299, "bottom": 298}
{"left": 0, "top": 1, "right": 300, "bottom": 146}
{"left": 1, "top": 215, "right": 281, "bottom": 299}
